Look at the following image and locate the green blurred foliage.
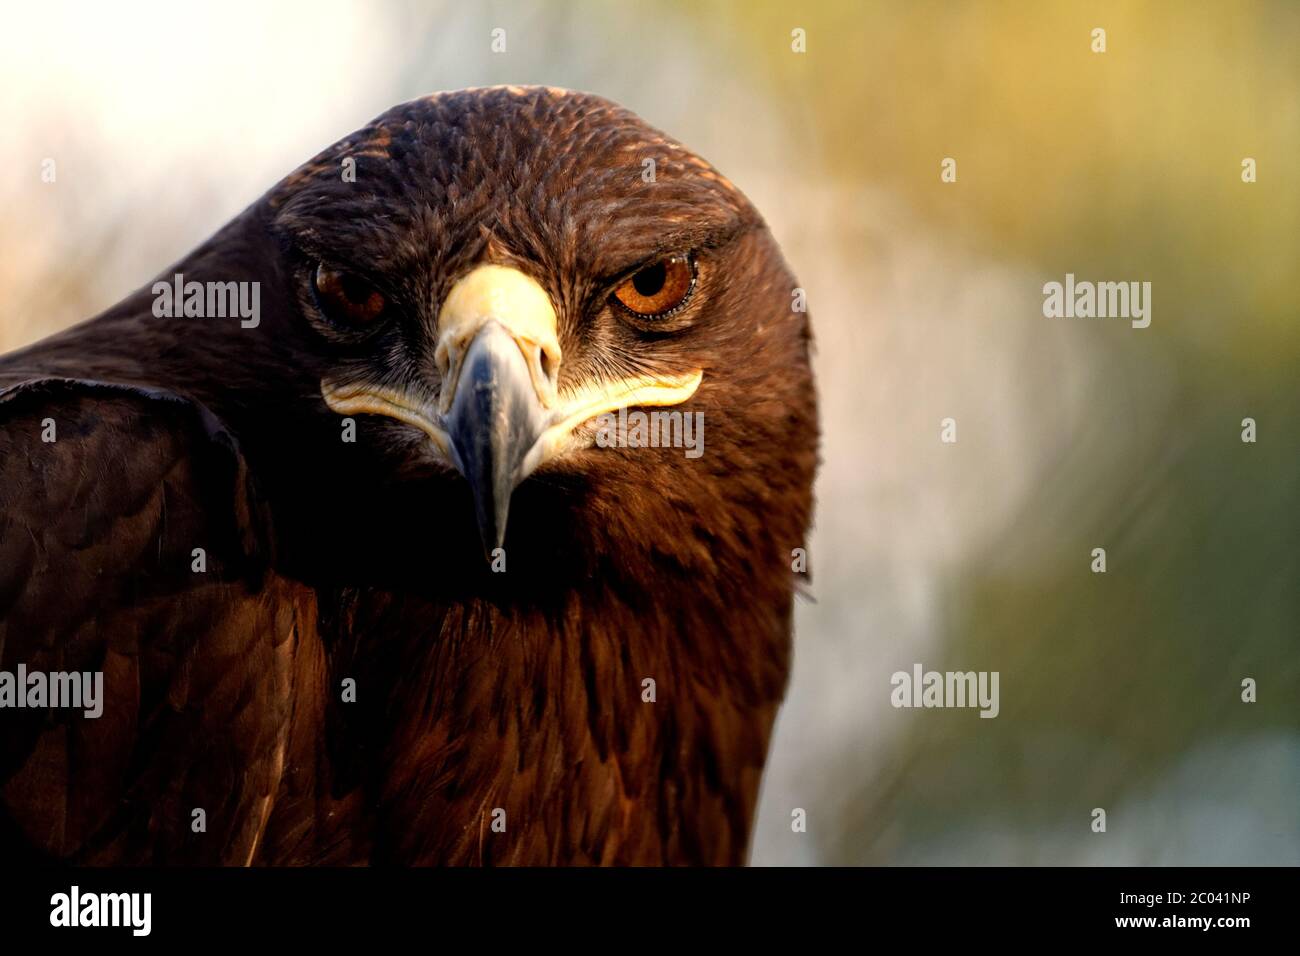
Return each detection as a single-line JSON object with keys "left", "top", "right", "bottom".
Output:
{"left": 704, "top": 0, "right": 1298, "bottom": 861}
{"left": 735, "top": 0, "right": 1299, "bottom": 363}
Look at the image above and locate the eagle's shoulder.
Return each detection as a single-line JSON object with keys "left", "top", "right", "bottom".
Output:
{"left": 0, "top": 377, "right": 273, "bottom": 601}
{"left": 0, "top": 378, "right": 315, "bottom": 863}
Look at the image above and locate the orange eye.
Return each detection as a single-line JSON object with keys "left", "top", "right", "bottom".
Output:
{"left": 612, "top": 255, "right": 696, "bottom": 318}
{"left": 312, "top": 263, "right": 387, "bottom": 326}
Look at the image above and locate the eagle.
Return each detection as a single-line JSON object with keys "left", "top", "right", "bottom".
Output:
{"left": 0, "top": 87, "right": 817, "bottom": 865}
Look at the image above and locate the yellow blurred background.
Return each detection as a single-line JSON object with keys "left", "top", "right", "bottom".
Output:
{"left": 2, "top": 0, "right": 1296, "bottom": 863}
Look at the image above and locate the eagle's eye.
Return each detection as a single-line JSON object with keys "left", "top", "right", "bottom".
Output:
{"left": 612, "top": 255, "right": 696, "bottom": 318}
{"left": 311, "top": 263, "right": 387, "bottom": 327}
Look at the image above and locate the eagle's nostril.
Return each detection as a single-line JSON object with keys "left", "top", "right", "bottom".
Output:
{"left": 538, "top": 345, "right": 558, "bottom": 389}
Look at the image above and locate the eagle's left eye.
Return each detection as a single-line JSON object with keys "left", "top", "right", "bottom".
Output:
{"left": 612, "top": 255, "right": 696, "bottom": 318}
{"left": 311, "top": 263, "right": 387, "bottom": 327}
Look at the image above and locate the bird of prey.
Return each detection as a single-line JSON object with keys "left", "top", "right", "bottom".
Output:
{"left": 0, "top": 86, "right": 817, "bottom": 865}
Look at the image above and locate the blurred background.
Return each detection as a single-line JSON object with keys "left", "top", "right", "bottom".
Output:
{"left": 2, "top": 0, "right": 1295, "bottom": 864}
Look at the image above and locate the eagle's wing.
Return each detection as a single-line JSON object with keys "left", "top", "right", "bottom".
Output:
{"left": 0, "top": 379, "right": 313, "bottom": 864}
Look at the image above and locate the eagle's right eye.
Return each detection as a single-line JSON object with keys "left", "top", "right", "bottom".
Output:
{"left": 311, "top": 263, "right": 387, "bottom": 327}
{"left": 611, "top": 255, "right": 696, "bottom": 319}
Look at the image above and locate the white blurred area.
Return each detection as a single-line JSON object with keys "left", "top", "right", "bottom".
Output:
{"left": 3, "top": 1, "right": 1292, "bottom": 866}
{"left": 1, "top": 0, "right": 406, "bottom": 348}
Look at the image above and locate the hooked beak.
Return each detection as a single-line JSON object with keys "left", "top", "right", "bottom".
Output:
{"left": 321, "top": 263, "right": 703, "bottom": 559}
{"left": 442, "top": 319, "right": 548, "bottom": 554}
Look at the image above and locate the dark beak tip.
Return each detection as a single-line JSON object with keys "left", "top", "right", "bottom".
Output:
{"left": 477, "top": 512, "right": 507, "bottom": 561}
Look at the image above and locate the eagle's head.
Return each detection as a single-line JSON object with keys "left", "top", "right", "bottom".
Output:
{"left": 202, "top": 86, "right": 815, "bottom": 590}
